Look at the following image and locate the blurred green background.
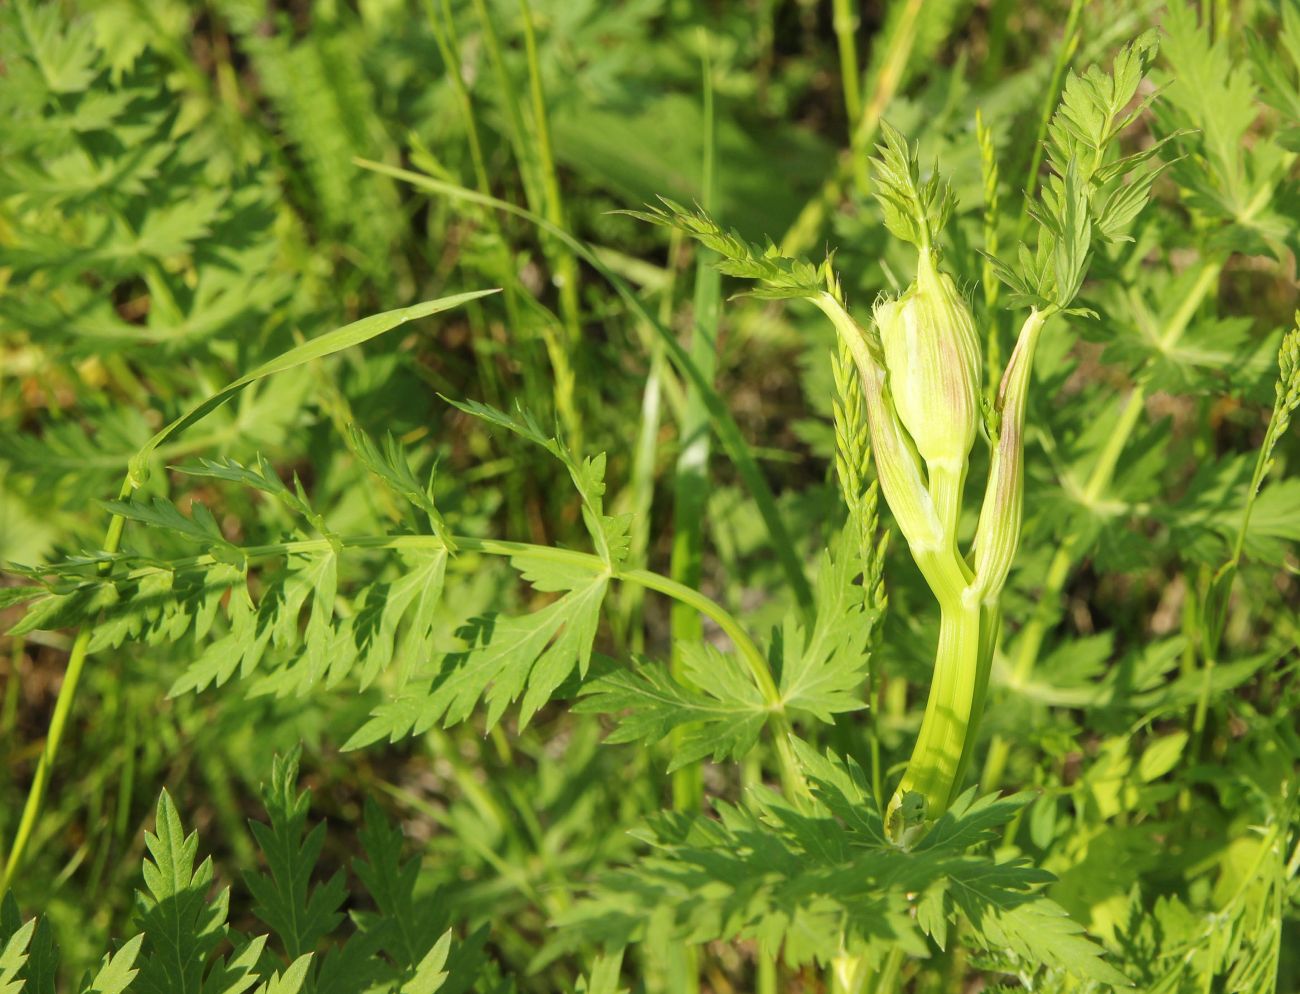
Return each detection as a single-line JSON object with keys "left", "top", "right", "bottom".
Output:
{"left": 1, "top": 0, "right": 1297, "bottom": 989}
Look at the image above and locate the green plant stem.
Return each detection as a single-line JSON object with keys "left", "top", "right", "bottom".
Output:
{"left": 670, "top": 45, "right": 720, "bottom": 817}
{"left": 457, "top": 2, "right": 550, "bottom": 418}
{"left": 981, "top": 259, "right": 1222, "bottom": 790}
{"left": 956, "top": 603, "right": 1001, "bottom": 791}
{"left": 1230, "top": 437, "right": 1274, "bottom": 568}
{"left": 626, "top": 565, "right": 808, "bottom": 802}
{"left": 831, "top": 0, "right": 867, "bottom": 193}
{"left": 471, "top": 0, "right": 543, "bottom": 211}
{"left": 887, "top": 595, "right": 982, "bottom": 833}
{"left": 517, "top": 0, "right": 584, "bottom": 454}
{"left": 1, "top": 486, "right": 130, "bottom": 892}
{"left": 612, "top": 228, "right": 681, "bottom": 651}
{"left": 873, "top": 947, "right": 906, "bottom": 994}
{"left": 1190, "top": 374, "right": 1285, "bottom": 738}
{"left": 621, "top": 566, "right": 769, "bottom": 693}
{"left": 518, "top": 0, "right": 582, "bottom": 356}
{"left": 926, "top": 462, "right": 966, "bottom": 561}
{"left": 979, "top": 394, "right": 1141, "bottom": 790}
{"left": 425, "top": 0, "right": 517, "bottom": 413}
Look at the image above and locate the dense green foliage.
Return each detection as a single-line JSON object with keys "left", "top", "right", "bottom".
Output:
{"left": 1, "top": 1, "right": 1298, "bottom": 991}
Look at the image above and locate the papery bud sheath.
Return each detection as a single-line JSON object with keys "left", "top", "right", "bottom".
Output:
{"left": 972, "top": 309, "right": 1046, "bottom": 602}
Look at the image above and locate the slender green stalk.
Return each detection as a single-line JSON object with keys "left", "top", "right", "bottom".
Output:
{"left": 613, "top": 229, "right": 681, "bottom": 650}
{"left": 925, "top": 463, "right": 967, "bottom": 561}
{"left": 517, "top": 0, "right": 583, "bottom": 353}
{"left": 882, "top": 949, "right": 907, "bottom": 994}
{"left": 471, "top": 0, "right": 544, "bottom": 212}
{"left": 956, "top": 603, "right": 1002, "bottom": 792}
{"left": 1, "top": 483, "right": 130, "bottom": 891}
{"left": 425, "top": 0, "right": 517, "bottom": 412}
{"left": 832, "top": 0, "right": 867, "bottom": 193}
{"left": 757, "top": 949, "right": 778, "bottom": 994}
{"left": 614, "top": 370, "right": 663, "bottom": 638}
{"left": 473, "top": 0, "right": 579, "bottom": 446}
{"left": 873, "top": 948, "right": 907, "bottom": 994}
{"left": 669, "top": 46, "right": 720, "bottom": 817}
{"left": 1193, "top": 315, "right": 1298, "bottom": 738}
{"left": 623, "top": 566, "right": 773, "bottom": 700}
{"left": 627, "top": 563, "right": 808, "bottom": 800}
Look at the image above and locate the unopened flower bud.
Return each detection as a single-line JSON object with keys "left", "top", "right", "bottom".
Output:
{"left": 874, "top": 252, "right": 982, "bottom": 472}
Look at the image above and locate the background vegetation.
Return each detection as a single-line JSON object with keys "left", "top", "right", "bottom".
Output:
{"left": 1, "top": 0, "right": 1297, "bottom": 990}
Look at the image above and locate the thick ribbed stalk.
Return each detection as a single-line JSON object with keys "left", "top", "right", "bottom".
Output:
{"left": 954, "top": 603, "right": 1002, "bottom": 793}
{"left": 887, "top": 594, "right": 981, "bottom": 842}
